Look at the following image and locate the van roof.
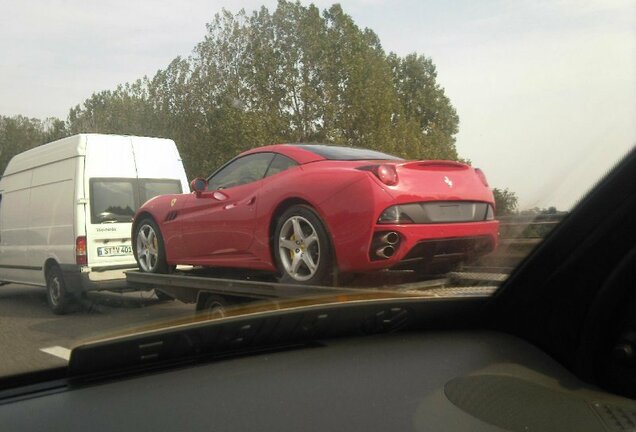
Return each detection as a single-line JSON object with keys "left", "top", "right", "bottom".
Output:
{"left": 1, "top": 134, "right": 169, "bottom": 177}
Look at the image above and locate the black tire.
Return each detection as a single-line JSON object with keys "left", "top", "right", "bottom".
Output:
{"left": 46, "top": 265, "right": 72, "bottom": 315}
{"left": 202, "top": 295, "right": 227, "bottom": 319}
{"left": 154, "top": 288, "right": 174, "bottom": 301}
{"left": 133, "top": 218, "right": 171, "bottom": 273}
{"left": 273, "top": 205, "right": 333, "bottom": 285}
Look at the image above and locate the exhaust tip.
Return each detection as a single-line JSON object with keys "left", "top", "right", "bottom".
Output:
{"left": 376, "top": 245, "right": 395, "bottom": 259}
{"left": 384, "top": 232, "right": 399, "bottom": 245}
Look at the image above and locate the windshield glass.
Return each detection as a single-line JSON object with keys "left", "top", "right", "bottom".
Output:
{"left": 0, "top": 0, "right": 633, "bottom": 381}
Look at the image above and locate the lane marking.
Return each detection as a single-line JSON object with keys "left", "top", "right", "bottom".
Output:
{"left": 40, "top": 346, "right": 71, "bottom": 361}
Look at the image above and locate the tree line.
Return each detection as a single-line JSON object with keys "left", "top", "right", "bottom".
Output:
{"left": 0, "top": 116, "right": 67, "bottom": 176}
{"left": 0, "top": 1, "right": 518, "bottom": 213}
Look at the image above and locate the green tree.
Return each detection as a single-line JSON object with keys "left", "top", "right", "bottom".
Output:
{"left": 67, "top": 79, "right": 159, "bottom": 137}
{"left": 493, "top": 187, "right": 518, "bottom": 216}
{"left": 65, "top": 0, "right": 462, "bottom": 176}
{"left": 0, "top": 115, "right": 68, "bottom": 175}
{"left": 388, "top": 53, "right": 459, "bottom": 160}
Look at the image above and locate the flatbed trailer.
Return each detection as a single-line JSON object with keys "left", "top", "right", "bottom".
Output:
{"left": 126, "top": 270, "right": 362, "bottom": 311}
{"left": 125, "top": 269, "right": 504, "bottom": 314}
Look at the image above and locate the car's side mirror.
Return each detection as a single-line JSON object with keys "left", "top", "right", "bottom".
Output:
{"left": 190, "top": 177, "right": 208, "bottom": 197}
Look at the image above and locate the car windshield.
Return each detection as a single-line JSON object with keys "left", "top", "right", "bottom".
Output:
{"left": 0, "top": 0, "right": 633, "bottom": 382}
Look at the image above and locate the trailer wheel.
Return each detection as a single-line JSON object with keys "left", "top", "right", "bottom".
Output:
{"left": 46, "top": 265, "right": 72, "bottom": 315}
{"left": 134, "top": 218, "right": 170, "bottom": 273}
{"left": 202, "top": 295, "right": 227, "bottom": 318}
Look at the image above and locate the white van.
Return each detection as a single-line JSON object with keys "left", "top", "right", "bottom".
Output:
{"left": 0, "top": 134, "right": 189, "bottom": 313}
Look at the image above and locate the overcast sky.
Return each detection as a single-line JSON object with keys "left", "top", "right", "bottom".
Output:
{"left": 1, "top": 0, "right": 634, "bottom": 210}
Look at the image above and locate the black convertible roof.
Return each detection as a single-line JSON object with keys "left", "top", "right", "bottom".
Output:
{"left": 292, "top": 144, "right": 403, "bottom": 161}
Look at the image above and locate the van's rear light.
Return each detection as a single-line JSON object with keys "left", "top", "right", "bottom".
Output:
{"left": 475, "top": 168, "right": 489, "bottom": 187}
{"left": 76, "top": 236, "right": 87, "bottom": 266}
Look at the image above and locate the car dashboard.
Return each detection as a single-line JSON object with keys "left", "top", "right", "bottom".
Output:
{"left": 0, "top": 329, "right": 633, "bottom": 432}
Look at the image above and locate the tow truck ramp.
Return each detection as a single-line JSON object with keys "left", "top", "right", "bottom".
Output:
{"left": 125, "top": 270, "right": 503, "bottom": 312}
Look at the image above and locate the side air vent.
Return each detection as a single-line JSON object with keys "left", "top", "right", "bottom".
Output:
{"left": 165, "top": 211, "right": 178, "bottom": 222}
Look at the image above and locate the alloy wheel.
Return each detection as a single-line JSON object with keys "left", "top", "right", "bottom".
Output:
{"left": 278, "top": 215, "right": 321, "bottom": 281}
{"left": 136, "top": 224, "right": 159, "bottom": 272}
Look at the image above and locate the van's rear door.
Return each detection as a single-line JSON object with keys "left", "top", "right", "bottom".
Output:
{"left": 131, "top": 136, "right": 189, "bottom": 199}
{"left": 84, "top": 136, "right": 137, "bottom": 270}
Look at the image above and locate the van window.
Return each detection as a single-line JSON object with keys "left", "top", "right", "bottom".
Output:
{"left": 89, "top": 178, "right": 183, "bottom": 224}
{"left": 140, "top": 179, "right": 182, "bottom": 204}
{"left": 90, "top": 179, "right": 136, "bottom": 224}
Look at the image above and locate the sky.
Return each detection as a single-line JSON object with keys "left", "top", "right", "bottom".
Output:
{"left": 1, "top": 0, "right": 634, "bottom": 210}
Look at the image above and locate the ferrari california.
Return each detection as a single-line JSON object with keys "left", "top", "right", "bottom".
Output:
{"left": 132, "top": 144, "right": 499, "bottom": 284}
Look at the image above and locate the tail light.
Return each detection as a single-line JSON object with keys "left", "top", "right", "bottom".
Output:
{"left": 375, "top": 164, "right": 399, "bottom": 186}
{"left": 357, "top": 164, "right": 399, "bottom": 186}
{"left": 475, "top": 168, "right": 489, "bottom": 187}
{"left": 76, "top": 236, "right": 87, "bottom": 266}
{"left": 378, "top": 206, "right": 414, "bottom": 224}
{"left": 486, "top": 205, "right": 495, "bottom": 220}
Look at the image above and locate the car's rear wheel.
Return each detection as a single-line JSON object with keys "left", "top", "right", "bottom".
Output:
{"left": 274, "top": 205, "right": 333, "bottom": 285}
{"left": 134, "top": 218, "right": 170, "bottom": 273}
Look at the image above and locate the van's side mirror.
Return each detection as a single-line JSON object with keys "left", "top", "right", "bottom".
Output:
{"left": 190, "top": 178, "right": 208, "bottom": 197}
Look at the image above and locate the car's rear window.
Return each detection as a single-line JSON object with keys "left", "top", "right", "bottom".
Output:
{"left": 294, "top": 144, "right": 403, "bottom": 161}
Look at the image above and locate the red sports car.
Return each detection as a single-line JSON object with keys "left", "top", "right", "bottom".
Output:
{"left": 132, "top": 144, "right": 499, "bottom": 284}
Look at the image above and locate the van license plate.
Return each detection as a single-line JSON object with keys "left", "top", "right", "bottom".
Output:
{"left": 97, "top": 245, "right": 133, "bottom": 257}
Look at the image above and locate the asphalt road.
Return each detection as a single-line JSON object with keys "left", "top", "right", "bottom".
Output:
{"left": 0, "top": 284, "right": 195, "bottom": 378}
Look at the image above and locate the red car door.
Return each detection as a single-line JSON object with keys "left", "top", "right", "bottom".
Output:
{"left": 176, "top": 153, "right": 274, "bottom": 262}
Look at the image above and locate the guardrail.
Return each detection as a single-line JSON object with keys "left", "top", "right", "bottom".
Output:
{"left": 473, "top": 213, "right": 567, "bottom": 270}
{"left": 497, "top": 213, "right": 566, "bottom": 239}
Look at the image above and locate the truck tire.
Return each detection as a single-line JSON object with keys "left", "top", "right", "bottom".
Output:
{"left": 46, "top": 265, "right": 72, "bottom": 315}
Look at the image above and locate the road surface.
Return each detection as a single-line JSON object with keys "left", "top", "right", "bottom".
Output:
{"left": 0, "top": 284, "right": 193, "bottom": 378}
